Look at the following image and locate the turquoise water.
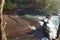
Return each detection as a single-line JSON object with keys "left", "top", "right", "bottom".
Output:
{"left": 51, "top": 16, "right": 59, "bottom": 30}
{"left": 24, "top": 15, "right": 60, "bottom": 30}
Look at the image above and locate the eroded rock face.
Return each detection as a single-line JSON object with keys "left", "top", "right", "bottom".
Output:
{"left": 3, "top": 14, "right": 40, "bottom": 40}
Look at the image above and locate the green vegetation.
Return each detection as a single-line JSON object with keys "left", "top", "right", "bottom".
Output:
{"left": 4, "top": 0, "right": 15, "bottom": 10}
{"left": 4, "top": 0, "right": 60, "bottom": 15}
